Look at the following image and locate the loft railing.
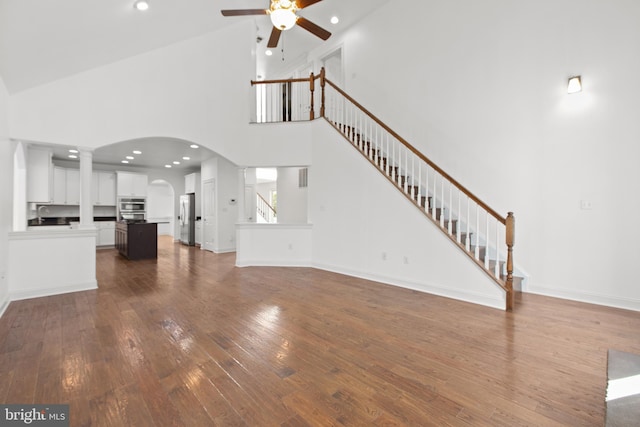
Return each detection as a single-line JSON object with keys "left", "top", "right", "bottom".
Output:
{"left": 251, "top": 69, "right": 516, "bottom": 311}
{"left": 257, "top": 193, "right": 277, "bottom": 223}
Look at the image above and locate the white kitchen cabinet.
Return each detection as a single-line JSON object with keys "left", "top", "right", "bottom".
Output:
{"left": 53, "top": 167, "right": 80, "bottom": 205}
{"left": 27, "top": 148, "right": 53, "bottom": 203}
{"left": 92, "top": 171, "right": 116, "bottom": 205}
{"left": 117, "top": 172, "right": 148, "bottom": 197}
{"left": 96, "top": 221, "right": 116, "bottom": 247}
{"left": 53, "top": 167, "right": 66, "bottom": 204}
{"left": 65, "top": 169, "right": 80, "bottom": 205}
{"left": 185, "top": 172, "right": 201, "bottom": 194}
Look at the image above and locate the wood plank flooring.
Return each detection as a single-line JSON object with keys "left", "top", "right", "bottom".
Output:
{"left": 1, "top": 236, "right": 639, "bottom": 426}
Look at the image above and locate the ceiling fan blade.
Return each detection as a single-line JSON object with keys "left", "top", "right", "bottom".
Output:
{"left": 267, "top": 27, "right": 282, "bottom": 48}
{"left": 297, "top": 0, "right": 323, "bottom": 9}
{"left": 296, "top": 17, "right": 331, "bottom": 40}
{"left": 221, "top": 9, "right": 268, "bottom": 16}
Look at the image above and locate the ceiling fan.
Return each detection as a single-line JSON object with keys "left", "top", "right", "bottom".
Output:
{"left": 221, "top": 0, "right": 331, "bottom": 48}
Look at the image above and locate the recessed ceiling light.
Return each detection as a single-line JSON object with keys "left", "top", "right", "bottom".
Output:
{"left": 68, "top": 155, "right": 78, "bottom": 159}
{"left": 126, "top": 156, "right": 134, "bottom": 160}
{"left": 121, "top": 160, "right": 129, "bottom": 164}
{"left": 134, "top": 0, "right": 149, "bottom": 11}
{"left": 133, "top": 150, "right": 142, "bottom": 155}
{"left": 190, "top": 144, "right": 199, "bottom": 149}
{"left": 265, "top": 50, "right": 273, "bottom": 56}
{"left": 330, "top": 16, "right": 339, "bottom": 25}
{"left": 182, "top": 156, "right": 190, "bottom": 160}
{"left": 68, "top": 149, "right": 79, "bottom": 154}
{"left": 165, "top": 164, "right": 172, "bottom": 168}
{"left": 173, "top": 161, "right": 180, "bottom": 165}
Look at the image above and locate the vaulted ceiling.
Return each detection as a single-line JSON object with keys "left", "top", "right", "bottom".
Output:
{"left": 0, "top": 0, "right": 389, "bottom": 95}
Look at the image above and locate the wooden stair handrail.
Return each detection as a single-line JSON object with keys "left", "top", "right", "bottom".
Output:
{"left": 323, "top": 78, "right": 506, "bottom": 225}
{"left": 249, "top": 70, "right": 516, "bottom": 310}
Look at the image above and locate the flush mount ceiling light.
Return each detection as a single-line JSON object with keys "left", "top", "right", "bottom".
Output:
{"left": 269, "top": 0, "right": 298, "bottom": 31}
{"left": 330, "top": 16, "right": 339, "bottom": 25}
{"left": 132, "top": 150, "right": 142, "bottom": 154}
{"left": 190, "top": 144, "right": 199, "bottom": 149}
{"left": 134, "top": 0, "right": 149, "bottom": 11}
{"left": 182, "top": 156, "right": 190, "bottom": 160}
{"left": 69, "top": 149, "right": 79, "bottom": 154}
{"left": 265, "top": 50, "right": 273, "bottom": 56}
{"left": 568, "top": 76, "right": 582, "bottom": 94}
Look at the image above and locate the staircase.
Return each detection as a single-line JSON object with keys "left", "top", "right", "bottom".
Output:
{"left": 251, "top": 69, "right": 518, "bottom": 311}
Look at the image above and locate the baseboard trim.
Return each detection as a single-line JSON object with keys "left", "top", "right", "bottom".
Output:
{"left": 312, "top": 262, "right": 505, "bottom": 310}
{"left": 236, "top": 259, "right": 312, "bottom": 268}
{"left": 214, "top": 247, "right": 237, "bottom": 254}
{"left": 9, "top": 281, "right": 98, "bottom": 302}
{"left": 0, "top": 295, "right": 9, "bottom": 318}
{"left": 527, "top": 284, "right": 640, "bottom": 312}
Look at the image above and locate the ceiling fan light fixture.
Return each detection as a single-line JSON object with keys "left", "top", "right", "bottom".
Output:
{"left": 269, "top": 0, "right": 298, "bottom": 30}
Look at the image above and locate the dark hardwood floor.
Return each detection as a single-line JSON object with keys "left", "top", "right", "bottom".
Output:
{"left": 1, "top": 236, "right": 639, "bottom": 426}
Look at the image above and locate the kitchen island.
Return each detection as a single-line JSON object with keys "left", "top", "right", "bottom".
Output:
{"left": 115, "top": 221, "right": 157, "bottom": 260}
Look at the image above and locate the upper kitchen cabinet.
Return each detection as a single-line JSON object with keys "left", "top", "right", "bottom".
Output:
{"left": 117, "top": 172, "right": 148, "bottom": 197}
{"left": 92, "top": 171, "right": 116, "bottom": 205}
{"left": 53, "top": 167, "right": 80, "bottom": 205}
{"left": 52, "top": 167, "right": 65, "bottom": 204}
{"left": 27, "top": 147, "right": 53, "bottom": 203}
{"left": 185, "top": 172, "right": 201, "bottom": 194}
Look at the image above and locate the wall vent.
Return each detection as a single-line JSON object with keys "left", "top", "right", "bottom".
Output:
{"left": 298, "top": 168, "right": 308, "bottom": 188}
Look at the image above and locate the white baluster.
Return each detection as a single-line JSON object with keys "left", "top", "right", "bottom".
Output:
{"left": 417, "top": 161, "right": 422, "bottom": 206}
{"left": 440, "top": 176, "right": 444, "bottom": 228}
{"left": 475, "top": 204, "right": 480, "bottom": 260}
{"left": 432, "top": 171, "right": 437, "bottom": 219}
{"left": 495, "top": 219, "right": 500, "bottom": 277}
{"left": 485, "top": 212, "right": 490, "bottom": 269}
{"left": 425, "top": 166, "right": 430, "bottom": 213}
{"left": 448, "top": 182, "right": 453, "bottom": 234}
{"left": 466, "top": 196, "right": 470, "bottom": 251}
{"left": 411, "top": 156, "right": 415, "bottom": 199}
{"left": 457, "top": 189, "right": 461, "bottom": 243}
{"left": 404, "top": 150, "right": 408, "bottom": 193}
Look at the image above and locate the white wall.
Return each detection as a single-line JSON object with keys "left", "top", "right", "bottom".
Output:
{"left": 309, "top": 121, "right": 505, "bottom": 309}
{"left": 302, "top": 0, "right": 640, "bottom": 310}
{"left": 201, "top": 156, "right": 239, "bottom": 252}
{"left": 0, "top": 75, "right": 10, "bottom": 315}
{"left": 277, "top": 167, "right": 308, "bottom": 224}
{"left": 8, "top": 22, "right": 313, "bottom": 169}
{"left": 147, "top": 180, "right": 174, "bottom": 236}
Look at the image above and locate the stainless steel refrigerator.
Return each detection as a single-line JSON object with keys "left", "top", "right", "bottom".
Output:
{"left": 179, "top": 193, "right": 195, "bottom": 246}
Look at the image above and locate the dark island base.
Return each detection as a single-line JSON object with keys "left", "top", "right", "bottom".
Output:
{"left": 115, "top": 221, "right": 157, "bottom": 260}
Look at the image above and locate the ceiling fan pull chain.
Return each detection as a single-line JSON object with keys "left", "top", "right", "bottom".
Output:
{"left": 282, "top": 33, "right": 285, "bottom": 61}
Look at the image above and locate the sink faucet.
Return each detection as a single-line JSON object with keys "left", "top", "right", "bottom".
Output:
{"left": 37, "top": 205, "right": 49, "bottom": 224}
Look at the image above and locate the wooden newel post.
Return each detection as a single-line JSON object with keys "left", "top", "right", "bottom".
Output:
{"left": 505, "top": 212, "right": 515, "bottom": 311}
{"left": 309, "top": 72, "right": 315, "bottom": 121}
{"left": 320, "top": 67, "right": 326, "bottom": 118}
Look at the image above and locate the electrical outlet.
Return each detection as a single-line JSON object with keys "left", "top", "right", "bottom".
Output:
{"left": 580, "top": 200, "right": 593, "bottom": 210}
{"left": 381, "top": 252, "right": 387, "bottom": 261}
